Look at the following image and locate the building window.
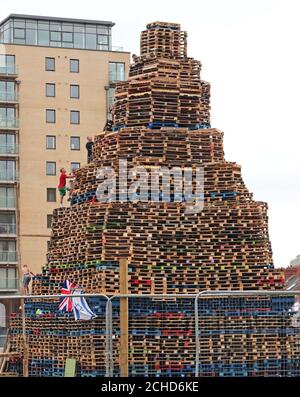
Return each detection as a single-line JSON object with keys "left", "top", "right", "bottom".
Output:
{"left": 70, "top": 59, "right": 79, "bottom": 73}
{"left": 0, "top": 268, "right": 17, "bottom": 289}
{"left": 46, "top": 161, "right": 56, "bottom": 175}
{"left": 71, "top": 162, "right": 80, "bottom": 172}
{"left": 0, "top": 55, "right": 16, "bottom": 74}
{"left": 109, "top": 62, "right": 125, "bottom": 81}
{"left": 46, "top": 83, "right": 55, "bottom": 97}
{"left": 0, "top": 160, "right": 16, "bottom": 181}
{"left": 46, "top": 135, "right": 56, "bottom": 149}
{"left": 0, "top": 212, "right": 16, "bottom": 235}
{"left": 47, "top": 214, "right": 53, "bottom": 228}
{"left": 0, "top": 187, "right": 16, "bottom": 208}
{"left": 0, "top": 240, "right": 16, "bottom": 262}
{"left": 47, "top": 188, "right": 56, "bottom": 202}
{"left": 45, "top": 57, "right": 55, "bottom": 71}
{"left": 70, "top": 136, "right": 80, "bottom": 150}
{"left": 70, "top": 110, "right": 80, "bottom": 124}
{"left": 70, "top": 85, "right": 79, "bottom": 99}
{"left": 46, "top": 109, "right": 56, "bottom": 123}
{"left": 0, "top": 133, "right": 16, "bottom": 154}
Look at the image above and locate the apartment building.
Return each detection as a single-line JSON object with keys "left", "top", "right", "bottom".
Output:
{"left": 0, "top": 14, "right": 130, "bottom": 300}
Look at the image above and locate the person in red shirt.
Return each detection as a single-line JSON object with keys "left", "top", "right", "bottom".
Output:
{"left": 58, "top": 168, "right": 74, "bottom": 207}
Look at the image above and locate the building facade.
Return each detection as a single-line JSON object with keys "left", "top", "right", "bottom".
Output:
{"left": 0, "top": 14, "right": 129, "bottom": 302}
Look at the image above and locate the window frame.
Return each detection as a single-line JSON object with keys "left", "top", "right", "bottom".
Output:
{"left": 70, "top": 84, "right": 80, "bottom": 99}
{"left": 45, "top": 57, "right": 55, "bottom": 71}
{"left": 70, "top": 136, "right": 80, "bottom": 151}
{"left": 70, "top": 162, "right": 80, "bottom": 172}
{"left": 46, "top": 188, "right": 56, "bottom": 202}
{"left": 45, "top": 83, "right": 56, "bottom": 97}
{"left": 70, "top": 58, "right": 79, "bottom": 73}
{"left": 46, "top": 109, "right": 56, "bottom": 123}
{"left": 70, "top": 110, "right": 80, "bottom": 124}
{"left": 46, "top": 161, "right": 56, "bottom": 176}
{"left": 46, "top": 135, "right": 56, "bottom": 150}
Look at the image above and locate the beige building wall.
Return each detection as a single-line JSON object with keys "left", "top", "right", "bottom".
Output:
{"left": 4, "top": 44, "right": 130, "bottom": 274}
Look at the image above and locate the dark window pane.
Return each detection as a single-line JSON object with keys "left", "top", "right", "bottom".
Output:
{"left": 70, "top": 59, "right": 79, "bottom": 73}
{"left": 46, "top": 83, "right": 55, "bottom": 97}
{"left": 38, "top": 30, "right": 49, "bottom": 46}
{"left": 97, "top": 27, "right": 109, "bottom": 35}
{"left": 85, "top": 33, "right": 96, "bottom": 49}
{"left": 50, "top": 31, "right": 61, "bottom": 41}
{"left": 13, "top": 19, "right": 25, "bottom": 28}
{"left": 62, "top": 23, "right": 73, "bottom": 32}
{"left": 45, "top": 57, "right": 55, "bottom": 71}
{"left": 70, "top": 111, "right": 80, "bottom": 124}
{"left": 47, "top": 188, "right": 56, "bottom": 202}
{"left": 98, "top": 35, "right": 108, "bottom": 45}
{"left": 70, "top": 85, "right": 79, "bottom": 98}
{"left": 50, "top": 22, "right": 61, "bottom": 31}
{"left": 86, "top": 26, "right": 96, "bottom": 34}
{"left": 70, "top": 136, "right": 80, "bottom": 150}
{"left": 38, "top": 21, "right": 49, "bottom": 30}
{"left": 74, "top": 33, "right": 84, "bottom": 48}
{"left": 26, "top": 20, "right": 37, "bottom": 29}
{"left": 62, "top": 32, "right": 73, "bottom": 42}
{"left": 26, "top": 28, "right": 37, "bottom": 45}
{"left": 74, "top": 24, "right": 85, "bottom": 33}
{"left": 46, "top": 135, "right": 56, "bottom": 149}
{"left": 71, "top": 162, "right": 80, "bottom": 171}
{"left": 46, "top": 161, "right": 56, "bottom": 175}
{"left": 46, "top": 109, "right": 56, "bottom": 123}
{"left": 14, "top": 28, "right": 25, "bottom": 39}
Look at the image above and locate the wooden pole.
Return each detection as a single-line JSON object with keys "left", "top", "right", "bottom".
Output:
{"left": 20, "top": 298, "right": 28, "bottom": 377}
{"left": 119, "top": 258, "right": 128, "bottom": 377}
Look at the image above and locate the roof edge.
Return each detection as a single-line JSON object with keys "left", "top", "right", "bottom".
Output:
{"left": 0, "top": 13, "right": 115, "bottom": 27}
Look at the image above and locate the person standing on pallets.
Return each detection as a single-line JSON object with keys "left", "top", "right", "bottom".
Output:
{"left": 86, "top": 136, "right": 94, "bottom": 163}
{"left": 21, "top": 264, "right": 35, "bottom": 295}
{"left": 58, "top": 168, "right": 74, "bottom": 208}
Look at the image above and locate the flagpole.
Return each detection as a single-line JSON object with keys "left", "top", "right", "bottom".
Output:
{"left": 119, "top": 259, "right": 128, "bottom": 377}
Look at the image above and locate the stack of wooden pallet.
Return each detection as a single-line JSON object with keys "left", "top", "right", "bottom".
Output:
{"left": 7, "top": 21, "right": 300, "bottom": 378}
{"left": 114, "top": 23, "right": 209, "bottom": 129}
{"left": 140, "top": 22, "right": 187, "bottom": 59}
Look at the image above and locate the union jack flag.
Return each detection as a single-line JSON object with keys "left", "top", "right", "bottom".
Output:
{"left": 59, "top": 279, "right": 78, "bottom": 312}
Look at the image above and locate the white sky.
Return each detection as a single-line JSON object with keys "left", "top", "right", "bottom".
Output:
{"left": 1, "top": 0, "right": 299, "bottom": 267}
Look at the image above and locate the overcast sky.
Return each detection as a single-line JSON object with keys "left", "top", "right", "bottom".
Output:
{"left": 1, "top": 0, "right": 299, "bottom": 267}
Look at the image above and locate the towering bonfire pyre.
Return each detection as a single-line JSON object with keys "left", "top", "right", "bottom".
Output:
{"left": 7, "top": 22, "right": 300, "bottom": 377}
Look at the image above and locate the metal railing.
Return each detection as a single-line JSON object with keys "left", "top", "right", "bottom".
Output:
{"left": 0, "top": 224, "right": 16, "bottom": 234}
{"left": 0, "top": 172, "right": 18, "bottom": 182}
{"left": 0, "top": 277, "right": 18, "bottom": 290}
{"left": 0, "top": 66, "right": 18, "bottom": 76}
{"left": 0, "top": 290, "right": 300, "bottom": 377}
{"left": 0, "top": 92, "right": 18, "bottom": 102}
{"left": 0, "top": 145, "right": 18, "bottom": 155}
{"left": 0, "top": 118, "right": 19, "bottom": 129}
{"left": 0, "top": 251, "right": 17, "bottom": 262}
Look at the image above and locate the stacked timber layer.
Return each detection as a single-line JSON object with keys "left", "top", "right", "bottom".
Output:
{"left": 7, "top": 21, "right": 300, "bottom": 378}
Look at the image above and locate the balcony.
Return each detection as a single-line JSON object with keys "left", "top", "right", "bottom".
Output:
{"left": 0, "top": 66, "right": 18, "bottom": 78}
{"left": 0, "top": 223, "right": 16, "bottom": 236}
{"left": 0, "top": 118, "right": 19, "bottom": 130}
{"left": 0, "top": 144, "right": 18, "bottom": 157}
{"left": 0, "top": 251, "right": 17, "bottom": 263}
{"left": 0, "top": 172, "right": 18, "bottom": 183}
{"left": 0, "top": 275, "right": 18, "bottom": 291}
{"left": 0, "top": 197, "right": 16, "bottom": 209}
{"left": 0, "top": 91, "right": 18, "bottom": 104}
